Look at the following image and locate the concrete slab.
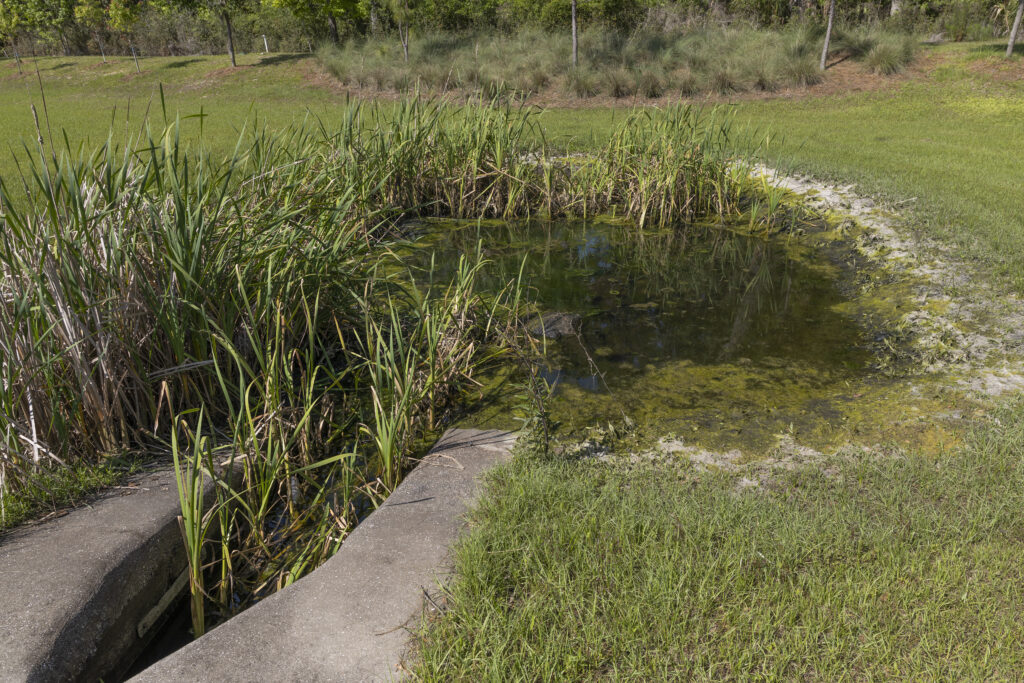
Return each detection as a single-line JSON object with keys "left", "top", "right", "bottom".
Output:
{"left": 0, "top": 467, "right": 191, "bottom": 682}
{"left": 131, "top": 428, "right": 516, "bottom": 683}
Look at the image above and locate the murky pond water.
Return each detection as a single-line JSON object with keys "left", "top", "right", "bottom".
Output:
{"left": 411, "top": 217, "right": 930, "bottom": 452}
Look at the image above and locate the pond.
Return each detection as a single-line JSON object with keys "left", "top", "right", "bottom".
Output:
{"left": 409, "top": 217, "right": 927, "bottom": 453}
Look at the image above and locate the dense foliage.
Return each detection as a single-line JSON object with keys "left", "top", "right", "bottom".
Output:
{"left": 318, "top": 24, "right": 917, "bottom": 99}
{"left": 0, "top": 0, "right": 1018, "bottom": 58}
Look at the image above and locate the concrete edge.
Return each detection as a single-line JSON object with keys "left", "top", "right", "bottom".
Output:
{"left": 131, "top": 427, "right": 517, "bottom": 683}
{"left": 0, "top": 466, "right": 210, "bottom": 682}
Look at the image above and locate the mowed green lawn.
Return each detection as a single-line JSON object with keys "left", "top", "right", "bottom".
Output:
{"left": 0, "top": 52, "right": 346, "bottom": 178}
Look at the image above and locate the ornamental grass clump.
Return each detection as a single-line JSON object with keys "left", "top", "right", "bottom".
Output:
{"left": 316, "top": 25, "right": 917, "bottom": 100}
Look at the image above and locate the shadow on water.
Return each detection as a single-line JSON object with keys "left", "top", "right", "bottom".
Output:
{"left": 408, "top": 218, "right": 889, "bottom": 451}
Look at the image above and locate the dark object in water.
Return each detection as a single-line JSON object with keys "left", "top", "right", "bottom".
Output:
{"left": 526, "top": 312, "right": 580, "bottom": 339}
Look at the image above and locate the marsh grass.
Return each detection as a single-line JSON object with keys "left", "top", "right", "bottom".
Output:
{"left": 317, "top": 25, "right": 917, "bottom": 101}
{"left": 0, "top": 98, "right": 762, "bottom": 629}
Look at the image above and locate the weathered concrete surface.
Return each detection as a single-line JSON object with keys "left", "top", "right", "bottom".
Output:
{"left": 132, "top": 428, "right": 516, "bottom": 683}
{"left": 0, "top": 467, "right": 190, "bottom": 682}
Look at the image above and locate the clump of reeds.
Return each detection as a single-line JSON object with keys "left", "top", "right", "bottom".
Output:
{"left": 0, "top": 98, "right": 755, "bottom": 631}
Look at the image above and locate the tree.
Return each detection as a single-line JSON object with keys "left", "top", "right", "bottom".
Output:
{"left": 819, "top": 0, "right": 835, "bottom": 70}
{"left": 0, "top": 0, "right": 29, "bottom": 47}
{"left": 571, "top": 0, "right": 578, "bottom": 67}
{"left": 10, "top": 0, "right": 78, "bottom": 55}
{"left": 166, "top": 0, "right": 249, "bottom": 66}
{"left": 73, "top": 0, "right": 108, "bottom": 59}
{"left": 1007, "top": 0, "right": 1024, "bottom": 57}
{"left": 268, "top": 0, "right": 359, "bottom": 44}
{"left": 386, "top": 0, "right": 414, "bottom": 61}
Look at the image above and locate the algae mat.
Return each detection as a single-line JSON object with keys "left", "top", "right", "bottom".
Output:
{"left": 410, "top": 191, "right": 1023, "bottom": 458}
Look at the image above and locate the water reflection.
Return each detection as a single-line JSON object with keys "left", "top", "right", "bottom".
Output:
{"left": 411, "top": 218, "right": 871, "bottom": 395}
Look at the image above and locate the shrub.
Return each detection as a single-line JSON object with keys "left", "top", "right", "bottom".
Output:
{"left": 675, "top": 67, "right": 700, "bottom": 96}
{"left": 782, "top": 55, "right": 823, "bottom": 86}
{"left": 605, "top": 67, "right": 636, "bottom": 97}
{"left": 414, "top": 63, "right": 449, "bottom": 89}
{"left": 709, "top": 66, "right": 741, "bottom": 94}
{"left": 636, "top": 67, "right": 666, "bottom": 98}
{"left": 752, "top": 65, "right": 781, "bottom": 92}
{"left": 835, "top": 28, "right": 877, "bottom": 57}
{"left": 523, "top": 68, "right": 551, "bottom": 93}
{"left": 314, "top": 25, "right": 916, "bottom": 101}
{"left": 567, "top": 69, "right": 601, "bottom": 98}
{"left": 864, "top": 42, "right": 904, "bottom": 74}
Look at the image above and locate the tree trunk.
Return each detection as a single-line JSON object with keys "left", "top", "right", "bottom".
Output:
{"left": 327, "top": 14, "right": 340, "bottom": 44}
{"left": 819, "top": 0, "right": 835, "bottom": 70}
{"left": 889, "top": 0, "right": 901, "bottom": 16}
{"left": 96, "top": 33, "right": 106, "bottom": 62}
{"left": 1007, "top": 0, "right": 1024, "bottom": 57}
{"left": 223, "top": 11, "right": 237, "bottom": 67}
{"left": 370, "top": 1, "right": 380, "bottom": 35}
{"left": 399, "top": 23, "right": 409, "bottom": 62}
{"left": 571, "top": 0, "right": 579, "bottom": 68}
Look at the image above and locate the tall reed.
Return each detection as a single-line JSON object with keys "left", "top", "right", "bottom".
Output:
{"left": 0, "top": 98, "right": 757, "bottom": 628}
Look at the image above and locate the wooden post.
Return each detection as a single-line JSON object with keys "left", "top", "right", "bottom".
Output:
{"left": 262, "top": 34, "right": 269, "bottom": 53}
{"left": 131, "top": 45, "right": 141, "bottom": 73}
{"left": 96, "top": 33, "right": 107, "bottom": 63}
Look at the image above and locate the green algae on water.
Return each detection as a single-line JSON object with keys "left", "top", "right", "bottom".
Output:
{"left": 408, "top": 216, "right": 968, "bottom": 455}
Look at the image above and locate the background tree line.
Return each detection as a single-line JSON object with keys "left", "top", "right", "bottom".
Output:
{"left": 1, "top": 0, "right": 1021, "bottom": 59}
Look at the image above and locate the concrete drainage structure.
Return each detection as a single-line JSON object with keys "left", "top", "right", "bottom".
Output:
{"left": 0, "top": 428, "right": 515, "bottom": 682}
{"left": 0, "top": 468, "right": 198, "bottom": 682}
{"left": 131, "top": 428, "right": 516, "bottom": 682}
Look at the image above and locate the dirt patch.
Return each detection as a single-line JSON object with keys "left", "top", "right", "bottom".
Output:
{"left": 966, "top": 53, "right": 1024, "bottom": 82}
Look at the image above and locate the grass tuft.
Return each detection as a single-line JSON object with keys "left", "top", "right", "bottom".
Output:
{"left": 604, "top": 67, "right": 636, "bottom": 98}
{"left": 315, "top": 25, "right": 915, "bottom": 101}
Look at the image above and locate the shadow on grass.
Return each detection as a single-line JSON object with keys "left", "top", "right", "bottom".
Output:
{"left": 968, "top": 42, "right": 1022, "bottom": 56}
{"left": 256, "top": 53, "right": 309, "bottom": 67}
{"left": 165, "top": 59, "right": 203, "bottom": 69}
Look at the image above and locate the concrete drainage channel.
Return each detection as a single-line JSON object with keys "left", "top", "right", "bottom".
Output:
{"left": 0, "top": 428, "right": 516, "bottom": 682}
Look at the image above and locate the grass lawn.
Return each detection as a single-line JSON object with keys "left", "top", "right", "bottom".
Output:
{"left": 0, "top": 52, "right": 346, "bottom": 182}
{"left": 414, "top": 408, "right": 1024, "bottom": 680}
